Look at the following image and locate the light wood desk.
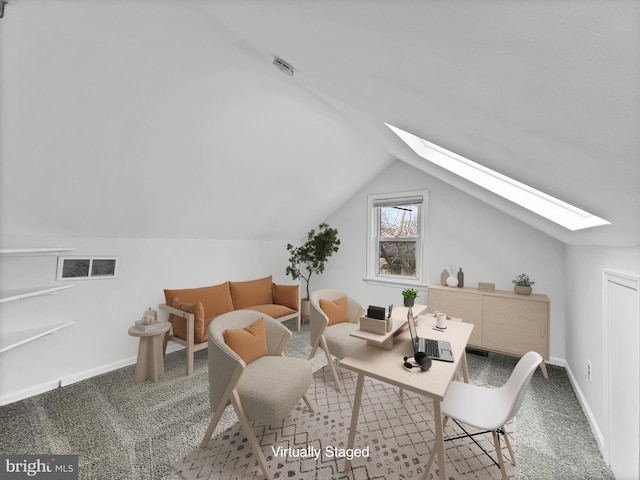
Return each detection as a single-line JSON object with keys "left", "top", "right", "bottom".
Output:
{"left": 339, "top": 315, "right": 473, "bottom": 480}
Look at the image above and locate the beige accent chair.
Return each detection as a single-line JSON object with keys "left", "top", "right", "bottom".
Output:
{"left": 309, "top": 289, "right": 366, "bottom": 392}
{"left": 200, "top": 310, "right": 315, "bottom": 480}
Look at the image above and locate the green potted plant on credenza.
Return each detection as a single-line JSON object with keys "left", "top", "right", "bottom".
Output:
{"left": 513, "top": 273, "right": 535, "bottom": 295}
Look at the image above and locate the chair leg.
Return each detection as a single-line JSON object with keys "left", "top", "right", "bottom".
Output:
{"left": 230, "top": 390, "right": 272, "bottom": 480}
{"left": 491, "top": 430, "right": 508, "bottom": 480}
{"left": 302, "top": 394, "right": 316, "bottom": 413}
{"left": 185, "top": 345, "right": 194, "bottom": 376}
{"left": 501, "top": 426, "right": 516, "bottom": 466}
{"left": 321, "top": 336, "right": 342, "bottom": 392}
{"left": 308, "top": 338, "right": 320, "bottom": 360}
{"left": 200, "top": 399, "right": 229, "bottom": 448}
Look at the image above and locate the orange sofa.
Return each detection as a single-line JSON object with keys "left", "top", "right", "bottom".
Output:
{"left": 159, "top": 275, "right": 299, "bottom": 375}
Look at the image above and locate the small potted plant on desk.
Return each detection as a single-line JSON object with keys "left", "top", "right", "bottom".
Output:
{"left": 513, "top": 273, "right": 535, "bottom": 295}
{"left": 402, "top": 288, "right": 419, "bottom": 307}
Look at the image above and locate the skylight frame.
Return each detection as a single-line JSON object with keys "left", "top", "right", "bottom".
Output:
{"left": 386, "top": 123, "right": 610, "bottom": 231}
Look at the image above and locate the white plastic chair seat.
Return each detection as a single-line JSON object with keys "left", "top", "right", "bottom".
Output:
{"left": 237, "top": 355, "right": 312, "bottom": 426}
{"left": 323, "top": 322, "right": 363, "bottom": 359}
{"left": 442, "top": 380, "right": 514, "bottom": 431}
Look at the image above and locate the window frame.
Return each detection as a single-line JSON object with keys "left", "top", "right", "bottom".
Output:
{"left": 56, "top": 256, "right": 120, "bottom": 281}
{"left": 365, "top": 190, "right": 428, "bottom": 288}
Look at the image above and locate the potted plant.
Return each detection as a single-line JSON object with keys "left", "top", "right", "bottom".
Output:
{"left": 402, "top": 288, "right": 419, "bottom": 307}
{"left": 513, "top": 273, "right": 535, "bottom": 295}
{"left": 286, "top": 223, "right": 341, "bottom": 318}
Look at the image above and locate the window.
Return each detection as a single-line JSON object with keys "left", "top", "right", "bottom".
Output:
{"left": 57, "top": 256, "right": 120, "bottom": 281}
{"left": 386, "top": 123, "right": 610, "bottom": 231}
{"left": 366, "top": 191, "right": 427, "bottom": 286}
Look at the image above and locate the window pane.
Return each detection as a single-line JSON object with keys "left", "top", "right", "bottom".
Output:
{"left": 62, "top": 259, "right": 90, "bottom": 278}
{"left": 91, "top": 259, "right": 117, "bottom": 277}
{"left": 379, "top": 205, "right": 418, "bottom": 238}
{"left": 378, "top": 241, "right": 416, "bottom": 276}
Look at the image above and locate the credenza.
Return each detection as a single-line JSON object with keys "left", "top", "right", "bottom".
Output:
{"left": 427, "top": 284, "right": 550, "bottom": 378}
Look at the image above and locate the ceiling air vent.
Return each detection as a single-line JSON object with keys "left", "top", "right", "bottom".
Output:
{"left": 272, "top": 57, "right": 294, "bottom": 76}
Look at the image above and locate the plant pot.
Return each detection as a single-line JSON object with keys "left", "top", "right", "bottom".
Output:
{"left": 403, "top": 297, "right": 415, "bottom": 307}
{"left": 301, "top": 299, "right": 311, "bottom": 319}
{"left": 514, "top": 285, "right": 532, "bottom": 295}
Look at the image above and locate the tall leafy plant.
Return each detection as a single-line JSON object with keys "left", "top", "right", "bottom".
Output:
{"left": 286, "top": 223, "right": 341, "bottom": 300}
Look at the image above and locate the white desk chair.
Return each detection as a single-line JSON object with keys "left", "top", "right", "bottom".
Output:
{"left": 309, "top": 289, "right": 365, "bottom": 392}
{"left": 425, "top": 351, "right": 542, "bottom": 480}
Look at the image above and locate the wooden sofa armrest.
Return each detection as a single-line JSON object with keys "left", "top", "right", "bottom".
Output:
{"left": 159, "top": 303, "right": 195, "bottom": 320}
{"left": 158, "top": 303, "right": 198, "bottom": 346}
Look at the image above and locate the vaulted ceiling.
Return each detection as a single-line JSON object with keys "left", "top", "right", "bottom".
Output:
{"left": 1, "top": 0, "right": 638, "bottom": 246}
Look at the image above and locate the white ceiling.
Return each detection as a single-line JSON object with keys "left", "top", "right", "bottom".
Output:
{"left": 1, "top": 0, "right": 639, "bottom": 246}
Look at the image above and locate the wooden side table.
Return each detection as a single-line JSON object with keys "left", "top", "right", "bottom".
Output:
{"left": 128, "top": 323, "right": 171, "bottom": 384}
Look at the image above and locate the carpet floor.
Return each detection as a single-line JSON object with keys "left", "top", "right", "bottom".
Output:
{"left": 0, "top": 318, "right": 615, "bottom": 479}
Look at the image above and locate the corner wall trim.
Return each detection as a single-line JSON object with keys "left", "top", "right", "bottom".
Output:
{"left": 564, "top": 361, "right": 605, "bottom": 451}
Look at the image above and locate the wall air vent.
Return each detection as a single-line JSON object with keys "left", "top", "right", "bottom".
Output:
{"left": 272, "top": 57, "right": 294, "bottom": 76}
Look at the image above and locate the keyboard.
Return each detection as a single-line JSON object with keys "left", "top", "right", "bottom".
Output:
{"left": 424, "top": 338, "right": 441, "bottom": 358}
{"left": 415, "top": 338, "right": 442, "bottom": 359}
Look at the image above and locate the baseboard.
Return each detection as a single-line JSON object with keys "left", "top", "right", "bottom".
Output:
{"left": 58, "top": 356, "right": 138, "bottom": 387}
{"left": 564, "top": 362, "right": 605, "bottom": 452}
{"left": 0, "top": 343, "right": 184, "bottom": 406}
{"left": 548, "top": 356, "right": 565, "bottom": 367}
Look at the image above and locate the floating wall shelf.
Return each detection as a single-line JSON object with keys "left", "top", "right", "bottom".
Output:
{"left": 0, "top": 247, "right": 76, "bottom": 352}
{"left": 0, "top": 247, "right": 74, "bottom": 256}
{"left": 0, "top": 284, "right": 76, "bottom": 304}
{"left": 0, "top": 322, "right": 74, "bottom": 354}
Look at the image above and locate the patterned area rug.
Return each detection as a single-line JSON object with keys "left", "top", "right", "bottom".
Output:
{"left": 173, "top": 365, "right": 514, "bottom": 480}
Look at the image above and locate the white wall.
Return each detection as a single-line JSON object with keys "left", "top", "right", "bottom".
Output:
{"left": 314, "top": 160, "right": 567, "bottom": 360}
{"left": 564, "top": 245, "right": 640, "bottom": 450}
{"left": 0, "top": 235, "right": 296, "bottom": 405}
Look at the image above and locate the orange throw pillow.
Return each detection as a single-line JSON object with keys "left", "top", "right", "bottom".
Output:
{"left": 171, "top": 298, "right": 207, "bottom": 343}
{"left": 164, "top": 282, "right": 233, "bottom": 320}
{"left": 224, "top": 318, "right": 269, "bottom": 365}
{"left": 272, "top": 283, "right": 299, "bottom": 311}
{"left": 319, "top": 296, "right": 349, "bottom": 326}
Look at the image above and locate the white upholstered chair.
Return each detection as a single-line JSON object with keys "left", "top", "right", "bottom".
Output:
{"left": 424, "top": 351, "right": 543, "bottom": 480}
{"left": 309, "top": 289, "right": 366, "bottom": 392}
{"left": 200, "top": 310, "right": 315, "bottom": 480}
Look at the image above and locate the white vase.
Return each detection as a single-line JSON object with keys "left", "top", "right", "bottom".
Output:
{"left": 446, "top": 275, "right": 459, "bottom": 287}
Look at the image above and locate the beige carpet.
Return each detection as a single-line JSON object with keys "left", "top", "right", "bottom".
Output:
{"left": 173, "top": 365, "right": 514, "bottom": 480}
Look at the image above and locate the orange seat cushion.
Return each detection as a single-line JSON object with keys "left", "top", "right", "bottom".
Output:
{"left": 320, "top": 296, "right": 349, "bottom": 326}
{"left": 224, "top": 318, "right": 269, "bottom": 365}
{"left": 243, "top": 304, "right": 297, "bottom": 319}
{"left": 272, "top": 283, "right": 299, "bottom": 311}
{"left": 229, "top": 276, "right": 273, "bottom": 310}
{"left": 164, "top": 282, "right": 233, "bottom": 320}
{"left": 171, "top": 298, "right": 210, "bottom": 343}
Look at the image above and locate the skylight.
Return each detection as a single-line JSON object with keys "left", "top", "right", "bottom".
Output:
{"left": 386, "top": 124, "right": 610, "bottom": 231}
